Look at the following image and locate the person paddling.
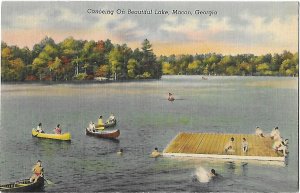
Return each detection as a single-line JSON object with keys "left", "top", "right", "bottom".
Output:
{"left": 107, "top": 113, "right": 116, "bottom": 124}
{"left": 30, "top": 160, "right": 44, "bottom": 183}
{"left": 97, "top": 116, "right": 105, "bottom": 130}
{"left": 36, "top": 123, "right": 44, "bottom": 133}
{"left": 54, "top": 124, "right": 62, "bottom": 134}
{"left": 168, "top": 93, "right": 175, "bottom": 102}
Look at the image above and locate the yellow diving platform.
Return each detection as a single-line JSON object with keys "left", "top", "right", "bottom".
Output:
{"left": 163, "top": 132, "right": 285, "bottom": 162}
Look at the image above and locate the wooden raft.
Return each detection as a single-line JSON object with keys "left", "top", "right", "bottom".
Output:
{"left": 163, "top": 132, "right": 285, "bottom": 161}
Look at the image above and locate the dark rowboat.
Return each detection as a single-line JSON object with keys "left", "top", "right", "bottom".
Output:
{"left": 0, "top": 177, "right": 44, "bottom": 192}
{"left": 96, "top": 119, "right": 117, "bottom": 128}
{"left": 86, "top": 128, "right": 120, "bottom": 139}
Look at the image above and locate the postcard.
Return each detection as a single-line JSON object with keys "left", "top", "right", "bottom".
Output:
{"left": 0, "top": 1, "right": 298, "bottom": 192}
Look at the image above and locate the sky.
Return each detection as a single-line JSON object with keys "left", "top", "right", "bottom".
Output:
{"left": 1, "top": 1, "right": 298, "bottom": 55}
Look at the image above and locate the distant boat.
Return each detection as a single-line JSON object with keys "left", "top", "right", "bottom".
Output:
{"left": 0, "top": 177, "right": 44, "bottom": 192}
{"left": 85, "top": 128, "right": 120, "bottom": 139}
{"left": 32, "top": 129, "right": 71, "bottom": 141}
{"left": 202, "top": 76, "right": 208, "bottom": 80}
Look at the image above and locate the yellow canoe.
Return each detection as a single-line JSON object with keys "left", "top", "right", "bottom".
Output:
{"left": 32, "top": 129, "right": 71, "bottom": 141}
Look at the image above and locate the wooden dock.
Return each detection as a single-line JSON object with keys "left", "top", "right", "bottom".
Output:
{"left": 163, "top": 132, "right": 285, "bottom": 161}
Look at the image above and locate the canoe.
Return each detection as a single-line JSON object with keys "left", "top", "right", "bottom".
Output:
{"left": 85, "top": 128, "right": 120, "bottom": 139}
{"left": 96, "top": 119, "right": 117, "bottom": 128}
{"left": 32, "top": 129, "right": 71, "bottom": 141}
{"left": 0, "top": 177, "right": 44, "bottom": 192}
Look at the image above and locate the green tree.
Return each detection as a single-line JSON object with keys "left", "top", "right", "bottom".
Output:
{"left": 127, "top": 58, "right": 138, "bottom": 79}
{"left": 141, "top": 39, "right": 159, "bottom": 78}
{"left": 109, "top": 46, "right": 122, "bottom": 80}
{"left": 256, "top": 63, "right": 272, "bottom": 75}
{"left": 162, "top": 62, "right": 174, "bottom": 75}
{"left": 48, "top": 57, "right": 62, "bottom": 80}
{"left": 95, "top": 64, "right": 109, "bottom": 78}
{"left": 187, "top": 60, "right": 201, "bottom": 74}
{"left": 280, "top": 59, "right": 297, "bottom": 76}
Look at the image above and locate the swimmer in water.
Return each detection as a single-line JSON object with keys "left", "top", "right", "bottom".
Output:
{"left": 151, "top": 147, "right": 161, "bottom": 158}
{"left": 208, "top": 169, "right": 217, "bottom": 178}
{"left": 195, "top": 167, "right": 219, "bottom": 183}
{"left": 117, "top": 148, "right": 123, "bottom": 155}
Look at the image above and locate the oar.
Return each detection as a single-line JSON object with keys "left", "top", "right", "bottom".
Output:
{"left": 43, "top": 176, "right": 54, "bottom": 185}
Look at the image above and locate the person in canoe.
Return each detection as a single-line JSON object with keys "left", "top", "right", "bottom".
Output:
{"left": 151, "top": 147, "right": 161, "bottom": 158}
{"left": 36, "top": 123, "right": 44, "bottom": 133}
{"left": 88, "top": 122, "right": 96, "bottom": 132}
{"left": 97, "top": 116, "right": 105, "bottom": 130}
{"left": 168, "top": 93, "right": 175, "bottom": 102}
{"left": 54, "top": 124, "right": 62, "bottom": 134}
{"left": 30, "top": 160, "right": 44, "bottom": 183}
{"left": 107, "top": 113, "right": 116, "bottom": 124}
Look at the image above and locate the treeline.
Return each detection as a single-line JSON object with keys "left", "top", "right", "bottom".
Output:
{"left": 1, "top": 37, "right": 162, "bottom": 81}
{"left": 1, "top": 36, "right": 298, "bottom": 82}
{"left": 160, "top": 52, "right": 298, "bottom": 76}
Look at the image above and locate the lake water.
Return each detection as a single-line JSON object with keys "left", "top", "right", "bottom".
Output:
{"left": 0, "top": 76, "right": 298, "bottom": 192}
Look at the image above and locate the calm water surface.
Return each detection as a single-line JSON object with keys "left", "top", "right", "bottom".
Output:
{"left": 0, "top": 76, "right": 298, "bottom": 192}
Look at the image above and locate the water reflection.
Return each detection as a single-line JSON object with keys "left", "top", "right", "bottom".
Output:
{"left": 32, "top": 138, "right": 71, "bottom": 156}
{"left": 226, "top": 161, "right": 248, "bottom": 176}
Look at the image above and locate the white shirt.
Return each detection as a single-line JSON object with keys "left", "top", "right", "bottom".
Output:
{"left": 37, "top": 126, "right": 43, "bottom": 132}
{"left": 255, "top": 128, "right": 263, "bottom": 135}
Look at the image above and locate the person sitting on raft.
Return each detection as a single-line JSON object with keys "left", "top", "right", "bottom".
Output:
{"left": 30, "top": 160, "right": 44, "bottom": 183}
{"left": 54, "top": 124, "right": 62, "bottom": 134}
{"left": 255, "top": 126, "right": 264, "bottom": 137}
{"left": 241, "top": 138, "right": 248, "bottom": 153}
{"left": 168, "top": 93, "right": 175, "bottom": 102}
{"left": 151, "top": 147, "right": 161, "bottom": 158}
{"left": 224, "top": 137, "right": 235, "bottom": 153}
{"left": 107, "top": 113, "right": 116, "bottom": 123}
{"left": 36, "top": 123, "right": 44, "bottom": 133}
{"left": 273, "top": 138, "right": 288, "bottom": 156}
{"left": 270, "top": 127, "right": 280, "bottom": 140}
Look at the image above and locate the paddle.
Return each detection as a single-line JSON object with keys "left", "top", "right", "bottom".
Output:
{"left": 44, "top": 178, "right": 54, "bottom": 185}
{"left": 43, "top": 175, "right": 54, "bottom": 185}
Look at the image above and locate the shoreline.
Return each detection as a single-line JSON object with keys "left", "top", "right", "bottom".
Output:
{"left": 0, "top": 75, "right": 297, "bottom": 85}
{"left": 0, "top": 78, "right": 161, "bottom": 85}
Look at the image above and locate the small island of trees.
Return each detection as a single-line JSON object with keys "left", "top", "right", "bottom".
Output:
{"left": 1, "top": 36, "right": 298, "bottom": 82}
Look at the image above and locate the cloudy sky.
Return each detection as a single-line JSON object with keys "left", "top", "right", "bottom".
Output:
{"left": 1, "top": 1, "right": 298, "bottom": 55}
